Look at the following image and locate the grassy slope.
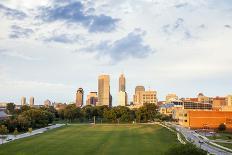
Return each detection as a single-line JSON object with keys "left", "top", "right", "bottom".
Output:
{"left": 0, "top": 124, "right": 179, "bottom": 155}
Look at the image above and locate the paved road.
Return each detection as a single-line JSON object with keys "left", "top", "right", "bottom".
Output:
{"left": 169, "top": 123, "right": 231, "bottom": 155}
{"left": 1, "top": 124, "right": 65, "bottom": 144}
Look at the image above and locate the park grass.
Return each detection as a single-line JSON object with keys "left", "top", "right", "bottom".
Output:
{"left": 215, "top": 142, "right": 232, "bottom": 150}
{"left": 209, "top": 132, "right": 232, "bottom": 140}
{"left": 0, "top": 124, "right": 180, "bottom": 155}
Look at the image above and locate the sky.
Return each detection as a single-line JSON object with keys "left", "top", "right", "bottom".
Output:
{"left": 0, "top": 0, "right": 232, "bottom": 105}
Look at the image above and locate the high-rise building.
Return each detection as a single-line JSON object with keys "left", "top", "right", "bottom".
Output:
{"left": 118, "top": 74, "right": 127, "bottom": 106}
{"left": 166, "top": 93, "right": 178, "bottom": 103}
{"left": 21, "top": 97, "right": 26, "bottom": 106}
{"left": 97, "top": 74, "right": 111, "bottom": 107}
{"left": 44, "top": 99, "right": 51, "bottom": 107}
{"left": 118, "top": 91, "right": 127, "bottom": 106}
{"left": 119, "top": 74, "right": 126, "bottom": 92}
{"left": 29, "top": 97, "right": 34, "bottom": 107}
{"left": 133, "top": 86, "right": 157, "bottom": 105}
{"left": 133, "top": 86, "right": 145, "bottom": 105}
{"left": 141, "top": 91, "right": 158, "bottom": 105}
{"left": 86, "top": 92, "right": 98, "bottom": 106}
{"left": 226, "top": 95, "right": 232, "bottom": 106}
{"left": 76, "top": 88, "right": 84, "bottom": 107}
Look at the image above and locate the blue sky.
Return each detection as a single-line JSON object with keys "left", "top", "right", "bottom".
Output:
{"left": 0, "top": 0, "right": 232, "bottom": 105}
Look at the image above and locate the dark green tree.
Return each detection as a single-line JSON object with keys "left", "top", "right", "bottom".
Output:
{"left": 6, "top": 103, "right": 15, "bottom": 114}
{"left": 218, "top": 123, "right": 226, "bottom": 131}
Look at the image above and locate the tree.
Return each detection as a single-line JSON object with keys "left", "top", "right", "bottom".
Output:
{"left": 0, "top": 125, "right": 9, "bottom": 144}
{"left": 13, "top": 128, "right": 19, "bottom": 138}
{"left": 135, "top": 103, "right": 158, "bottom": 123}
{"left": 165, "top": 144, "right": 207, "bottom": 155}
{"left": 64, "top": 104, "right": 77, "bottom": 122}
{"left": 21, "top": 105, "right": 30, "bottom": 112}
{"left": 82, "top": 105, "right": 94, "bottom": 121}
{"left": 17, "top": 115, "right": 30, "bottom": 131}
{"left": 6, "top": 103, "right": 15, "bottom": 114}
{"left": 218, "top": 123, "right": 226, "bottom": 131}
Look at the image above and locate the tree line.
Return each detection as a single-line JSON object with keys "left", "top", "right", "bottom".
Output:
{"left": 0, "top": 103, "right": 171, "bottom": 134}
{"left": 58, "top": 103, "right": 171, "bottom": 123}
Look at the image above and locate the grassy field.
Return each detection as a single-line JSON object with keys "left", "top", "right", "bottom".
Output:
{"left": 0, "top": 124, "right": 180, "bottom": 155}
{"left": 215, "top": 142, "right": 232, "bottom": 150}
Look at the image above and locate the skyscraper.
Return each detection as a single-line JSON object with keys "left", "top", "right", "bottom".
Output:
{"left": 118, "top": 74, "right": 127, "bottom": 106}
{"left": 119, "top": 74, "right": 126, "bottom": 92}
{"left": 44, "top": 99, "right": 51, "bottom": 107}
{"left": 133, "top": 86, "right": 145, "bottom": 104}
{"left": 76, "top": 88, "right": 84, "bottom": 107}
{"left": 21, "top": 97, "right": 26, "bottom": 106}
{"left": 97, "top": 74, "right": 111, "bottom": 106}
{"left": 118, "top": 91, "right": 127, "bottom": 106}
{"left": 133, "top": 86, "right": 157, "bottom": 105}
{"left": 86, "top": 92, "right": 98, "bottom": 106}
{"left": 29, "top": 97, "right": 34, "bottom": 107}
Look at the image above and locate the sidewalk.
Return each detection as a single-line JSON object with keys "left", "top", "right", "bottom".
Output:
{"left": 0, "top": 124, "right": 65, "bottom": 145}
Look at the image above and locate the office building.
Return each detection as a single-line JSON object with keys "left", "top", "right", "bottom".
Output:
{"left": 76, "top": 88, "right": 84, "bottom": 107}
{"left": 133, "top": 86, "right": 145, "bottom": 105}
{"left": 178, "top": 110, "right": 232, "bottom": 129}
{"left": 86, "top": 92, "right": 98, "bottom": 106}
{"left": 21, "top": 97, "right": 26, "bottom": 106}
{"left": 226, "top": 95, "right": 232, "bottom": 106}
{"left": 118, "top": 74, "right": 127, "bottom": 106}
{"left": 44, "top": 99, "right": 51, "bottom": 107}
{"left": 118, "top": 91, "right": 127, "bottom": 106}
{"left": 197, "top": 93, "right": 211, "bottom": 103}
{"left": 166, "top": 93, "right": 178, "bottom": 103}
{"left": 29, "top": 97, "right": 34, "bottom": 107}
{"left": 97, "top": 74, "right": 111, "bottom": 107}
{"left": 133, "top": 86, "right": 157, "bottom": 105}
{"left": 212, "top": 97, "right": 226, "bottom": 110}
{"left": 119, "top": 74, "right": 126, "bottom": 92}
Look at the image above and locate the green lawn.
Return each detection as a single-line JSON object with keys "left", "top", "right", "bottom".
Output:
{"left": 210, "top": 133, "right": 232, "bottom": 140}
{"left": 215, "top": 142, "right": 232, "bottom": 150}
{"left": 0, "top": 124, "right": 180, "bottom": 155}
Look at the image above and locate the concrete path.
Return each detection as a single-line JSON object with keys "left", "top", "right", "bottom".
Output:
{"left": 0, "top": 124, "right": 65, "bottom": 145}
{"left": 168, "top": 123, "right": 232, "bottom": 155}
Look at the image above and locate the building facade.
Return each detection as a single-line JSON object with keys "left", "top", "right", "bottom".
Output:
{"left": 21, "top": 97, "right": 26, "bottom": 106}
{"left": 118, "top": 91, "right": 127, "bottom": 106}
{"left": 212, "top": 97, "right": 226, "bottom": 110}
{"left": 76, "top": 88, "right": 84, "bottom": 107}
{"left": 133, "top": 86, "right": 157, "bottom": 105}
{"left": 166, "top": 93, "right": 178, "bottom": 103}
{"left": 44, "top": 99, "right": 51, "bottom": 107}
{"left": 226, "top": 95, "right": 232, "bottom": 106}
{"left": 178, "top": 110, "right": 232, "bottom": 129}
{"left": 97, "top": 74, "right": 111, "bottom": 107}
{"left": 133, "top": 86, "right": 145, "bottom": 105}
{"left": 86, "top": 92, "right": 98, "bottom": 106}
{"left": 119, "top": 74, "right": 126, "bottom": 92}
{"left": 29, "top": 97, "right": 34, "bottom": 107}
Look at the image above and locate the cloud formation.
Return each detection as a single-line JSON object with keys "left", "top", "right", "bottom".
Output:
{"left": 81, "top": 29, "right": 154, "bottom": 63}
{"left": 0, "top": 4, "right": 27, "bottom": 19}
{"left": 40, "top": 1, "right": 119, "bottom": 33}
{"left": 9, "top": 25, "right": 33, "bottom": 39}
{"left": 162, "top": 18, "right": 192, "bottom": 39}
{"left": 43, "top": 33, "right": 84, "bottom": 44}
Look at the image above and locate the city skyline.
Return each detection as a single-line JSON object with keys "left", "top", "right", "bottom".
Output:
{"left": 0, "top": 0, "right": 232, "bottom": 105}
